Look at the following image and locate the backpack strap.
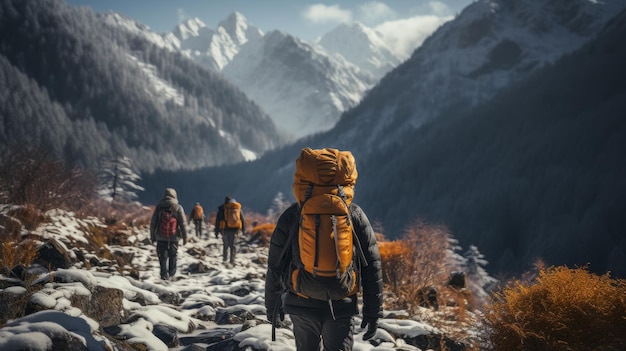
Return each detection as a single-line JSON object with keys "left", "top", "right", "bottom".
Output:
{"left": 331, "top": 214, "right": 342, "bottom": 278}
{"left": 336, "top": 185, "right": 368, "bottom": 270}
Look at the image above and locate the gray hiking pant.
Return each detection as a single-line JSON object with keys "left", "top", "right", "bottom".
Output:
{"left": 156, "top": 241, "right": 178, "bottom": 278}
{"left": 290, "top": 314, "right": 354, "bottom": 351}
{"left": 222, "top": 229, "right": 238, "bottom": 263}
{"left": 192, "top": 219, "right": 202, "bottom": 237}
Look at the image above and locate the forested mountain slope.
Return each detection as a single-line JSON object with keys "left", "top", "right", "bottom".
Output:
{"left": 330, "top": 0, "right": 625, "bottom": 153}
{"left": 0, "top": 0, "right": 284, "bottom": 172}
{"left": 354, "top": 7, "right": 626, "bottom": 277}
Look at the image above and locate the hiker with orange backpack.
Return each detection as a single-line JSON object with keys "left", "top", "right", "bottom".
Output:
{"left": 188, "top": 202, "right": 205, "bottom": 238}
{"left": 265, "top": 148, "right": 383, "bottom": 351}
{"left": 214, "top": 196, "right": 245, "bottom": 264}
{"left": 150, "top": 188, "right": 187, "bottom": 281}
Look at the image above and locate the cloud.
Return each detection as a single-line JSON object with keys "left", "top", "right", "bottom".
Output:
{"left": 375, "top": 14, "right": 452, "bottom": 58}
{"left": 428, "top": 1, "right": 450, "bottom": 15}
{"left": 357, "top": 2, "right": 396, "bottom": 25}
{"left": 302, "top": 4, "right": 352, "bottom": 24}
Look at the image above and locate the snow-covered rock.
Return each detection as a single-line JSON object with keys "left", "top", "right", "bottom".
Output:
{"left": 0, "top": 208, "right": 480, "bottom": 350}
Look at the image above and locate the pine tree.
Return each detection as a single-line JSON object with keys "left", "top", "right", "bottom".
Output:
{"left": 463, "top": 245, "right": 498, "bottom": 303}
{"left": 98, "top": 155, "right": 144, "bottom": 202}
{"left": 266, "top": 192, "right": 291, "bottom": 222}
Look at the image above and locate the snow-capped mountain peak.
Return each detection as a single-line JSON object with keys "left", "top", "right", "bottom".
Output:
{"left": 218, "top": 12, "right": 263, "bottom": 46}
{"left": 318, "top": 21, "right": 401, "bottom": 79}
{"left": 172, "top": 17, "right": 209, "bottom": 40}
{"left": 222, "top": 29, "right": 373, "bottom": 139}
{"left": 102, "top": 10, "right": 406, "bottom": 140}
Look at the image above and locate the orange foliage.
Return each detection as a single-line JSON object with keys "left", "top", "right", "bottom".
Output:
{"left": 379, "top": 219, "right": 455, "bottom": 314}
{"left": 0, "top": 240, "right": 39, "bottom": 275}
{"left": 379, "top": 241, "right": 411, "bottom": 291}
{"left": 247, "top": 223, "right": 276, "bottom": 247}
{"left": 483, "top": 265, "right": 626, "bottom": 351}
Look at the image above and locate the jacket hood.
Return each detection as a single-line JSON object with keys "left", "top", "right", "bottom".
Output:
{"left": 164, "top": 188, "right": 177, "bottom": 199}
{"left": 159, "top": 188, "right": 179, "bottom": 207}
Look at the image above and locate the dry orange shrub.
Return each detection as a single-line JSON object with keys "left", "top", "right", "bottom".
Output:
{"left": 401, "top": 219, "right": 450, "bottom": 289}
{"left": 379, "top": 219, "right": 452, "bottom": 313}
{"left": 247, "top": 223, "right": 276, "bottom": 247}
{"left": 0, "top": 240, "right": 38, "bottom": 275}
{"left": 483, "top": 265, "right": 626, "bottom": 351}
{"left": 378, "top": 241, "right": 411, "bottom": 291}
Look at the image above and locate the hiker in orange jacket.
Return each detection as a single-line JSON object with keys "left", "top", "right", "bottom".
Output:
{"left": 214, "top": 196, "right": 245, "bottom": 264}
{"left": 188, "top": 202, "right": 205, "bottom": 238}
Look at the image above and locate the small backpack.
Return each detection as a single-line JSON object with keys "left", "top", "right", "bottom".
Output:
{"left": 192, "top": 204, "right": 204, "bottom": 220}
{"left": 158, "top": 205, "right": 177, "bottom": 238}
{"left": 223, "top": 201, "right": 242, "bottom": 229}
{"left": 288, "top": 147, "right": 366, "bottom": 302}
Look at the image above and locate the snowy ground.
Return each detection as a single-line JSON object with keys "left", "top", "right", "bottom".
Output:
{"left": 0, "top": 208, "right": 472, "bottom": 351}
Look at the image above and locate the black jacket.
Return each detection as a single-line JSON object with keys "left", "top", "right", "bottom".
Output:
{"left": 265, "top": 202, "right": 383, "bottom": 321}
{"left": 214, "top": 203, "right": 246, "bottom": 234}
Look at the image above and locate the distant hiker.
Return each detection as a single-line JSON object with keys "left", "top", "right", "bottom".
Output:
{"left": 189, "top": 202, "right": 205, "bottom": 238}
{"left": 150, "top": 188, "right": 187, "bottom": 280}
{"left": 265, "top": 147, "right": 383, "bottom": 350}
{"left": 214, "top": 196, "right": 245, "bottom": 264}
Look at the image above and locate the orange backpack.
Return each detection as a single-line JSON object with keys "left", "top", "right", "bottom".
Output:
{"left": 192, "top": 204, "right": 204, "bottom": 220}
{"left": 288, "top": 147, "right": 364, "bottom": 301}
{"left": 223, "top": 201, "right": 242, "bottom": 229}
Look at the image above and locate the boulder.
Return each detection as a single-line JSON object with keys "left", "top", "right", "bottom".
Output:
{"left": 36, "top": 238, "right": 74, "bottom": 269}
{"left": 153, "top": 324, "right": 179, "bottom": 348}
{"left": 448, "top": 271, "right": 466, "bottom": 290}
{"left": 215, "top": 306, "right": 256, "bottom": 325}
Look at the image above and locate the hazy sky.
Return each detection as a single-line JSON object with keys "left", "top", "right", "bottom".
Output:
{"left": 64, "top": 0, "right": 473, "bottom": 57}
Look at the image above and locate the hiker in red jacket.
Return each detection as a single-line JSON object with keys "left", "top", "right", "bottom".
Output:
{"left": 150, "top": 188, "right": 187, "bottom": 281}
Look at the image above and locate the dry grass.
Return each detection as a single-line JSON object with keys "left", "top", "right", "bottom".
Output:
{"left": 482, "top": 265, "right": 626, "bottom": 351}
{"left": 378, "top": 240, "right": 411, "bottom": 292}
{"left": 377, "top": 220, "right": 484, "bottom": 349}
{"left": 0, "top": 146, "right": 96, "bottom": 212}
{"left": 78, "top": 198, "right": 152, "bottom": 227}
{"left": 380, "top": 219, "right": 452, "bottom": 313}
{"left": 7, "top": 205, "right": 46, "bottom": 231}
{"left": 0, "top": 240, "right": 39, "bottom": 276}
{"left": 246, "top": 223, "right": 276, "bottom": 247}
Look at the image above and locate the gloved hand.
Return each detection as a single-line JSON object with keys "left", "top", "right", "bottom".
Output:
{"left": 183, "top": 238, "right": 187, "bottom": 245}
{"left": 215, "top": 232, "right": 219, "bottom": 238}
{"left": 360, "top": 318, "right": 377, "bottom": 341}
